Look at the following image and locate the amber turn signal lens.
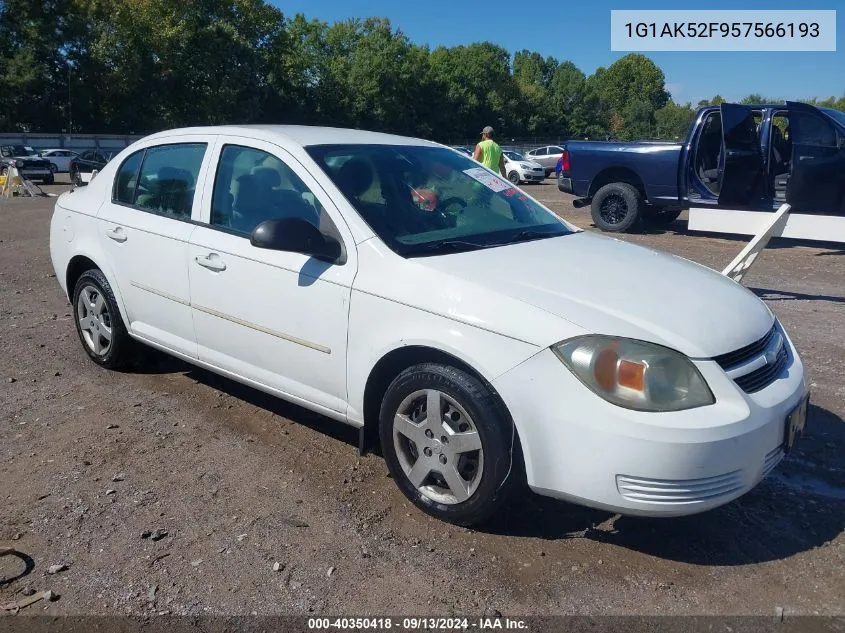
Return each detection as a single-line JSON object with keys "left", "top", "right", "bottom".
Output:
{"left": 618, "top": 359, "right": 646, "bottom": 392}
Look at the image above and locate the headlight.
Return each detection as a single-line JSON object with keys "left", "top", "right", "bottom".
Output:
{"left": 552, "top": 335, "right": 715, "bottom": 412}
{"left": 520, "top": 163, "right": 531, "bottom": 169}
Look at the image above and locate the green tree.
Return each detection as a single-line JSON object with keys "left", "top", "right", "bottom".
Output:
{"left": 655, "top": 101, "right": 696, "bottom": 139}
{"left": 429, "top": 42, "right": 519, "bottom": 141}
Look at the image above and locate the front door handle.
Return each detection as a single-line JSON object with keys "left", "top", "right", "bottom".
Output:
{"left": 105, "top": 226, "right": 127, "bottom": 242}
{"left": 195, "top": 253, "right": 226, "bottom": 272}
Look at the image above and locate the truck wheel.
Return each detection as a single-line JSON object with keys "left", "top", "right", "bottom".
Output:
{"left": 591, "top": 183, "right": 642, "bottom": 233}
{"left": 643, "top": 206, "right": 683, "bottom": 227}
{"left": 507, "top": 171, "right": 520, "bottom": 185}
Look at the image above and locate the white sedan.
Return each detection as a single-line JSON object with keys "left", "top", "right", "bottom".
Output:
{"left": 503, "top": 150, "right": 546, "bottom": 184}
{"left": 38, "top": 148, "right": 79, "bottom": 173}
{"left": 49, "top": 125, "right": 809, "bottom": 526}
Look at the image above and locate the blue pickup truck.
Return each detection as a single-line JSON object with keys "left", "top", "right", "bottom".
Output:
{"left": 558, "top": 102, "right": 845, "bottom": 233}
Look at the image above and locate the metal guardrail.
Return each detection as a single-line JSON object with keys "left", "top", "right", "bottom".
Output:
{"left": 0, "top": 133, "right": 143, "bottom": 152}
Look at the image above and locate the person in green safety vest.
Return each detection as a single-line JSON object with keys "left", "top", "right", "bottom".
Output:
{"left": 472, "top": 126, "right": 507, "bottom": 178}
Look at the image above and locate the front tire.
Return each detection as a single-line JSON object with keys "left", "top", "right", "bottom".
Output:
{"left": 72, "top": 269, "right": 132, "bottom": 369}
{"left": 507, "top": 171, "right": 520, "bottom": 185}
{"left": 590, "top": 182, "right": 642, "bottom": 233}
{"left": 379, "top": 363, "right": 521, "bottom": 526}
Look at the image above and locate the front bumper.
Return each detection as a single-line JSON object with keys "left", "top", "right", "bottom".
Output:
{"left": 520, "top": 170, "right": 545, "bottom": 182}
{"left": 21, "top": 168, "right": 52, "bottom": 179}
{"left": 493, "top": 338, "right": 808, "bottom": 517}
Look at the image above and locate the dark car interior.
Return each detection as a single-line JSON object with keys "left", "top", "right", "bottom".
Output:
{"left": 769, "top": 113, "right": 792, "bottom": 202}
{"left": 694, "top": 112, "right": 723, "bottom": 194}
{"left": 693, "top": 108, "right": 797, "bottom": 203}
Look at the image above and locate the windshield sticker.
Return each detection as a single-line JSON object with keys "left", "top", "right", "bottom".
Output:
{"left": 463, "top": 167, "right": 512, "bottom": 192}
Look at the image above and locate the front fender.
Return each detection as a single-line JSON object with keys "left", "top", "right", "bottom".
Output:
{"left": 346, "top": 290, "right": 541, "bottom": 426}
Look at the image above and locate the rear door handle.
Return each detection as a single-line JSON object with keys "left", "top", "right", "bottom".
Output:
{"left": 195, "top": 253, "right": 226, "bottom": 272}
{"left": 105, "top": 226, "right": 127, "bottom": 242}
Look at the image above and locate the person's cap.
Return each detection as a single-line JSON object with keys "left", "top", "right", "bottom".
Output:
{"left": 481, "top": 126, "right": 494, "bottom": 135}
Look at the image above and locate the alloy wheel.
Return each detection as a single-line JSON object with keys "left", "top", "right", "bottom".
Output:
{"left": 392, "top": 389, "right": 484, "bottom": 505}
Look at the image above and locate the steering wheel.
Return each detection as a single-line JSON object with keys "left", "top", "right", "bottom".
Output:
{"left": 438, "top": 196, "right": 467, "bottom": 214}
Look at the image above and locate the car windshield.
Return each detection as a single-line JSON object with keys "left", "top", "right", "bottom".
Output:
{"left": 820, "top": 107, "right": 845, "bottom": 128}
{"left": 307, "top": 144, "right": 574, "bottom": 257}
{"left": 5, "top": 145, "right": 36, "bottom": 157}
{"left": 504, "top": 151, "right": 525, "bottom": 161}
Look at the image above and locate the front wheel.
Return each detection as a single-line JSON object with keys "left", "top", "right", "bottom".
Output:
{"left": 507, "top": 171, "right": 520, "bottom": 185}
{"left": 72, "top": 269, "right": 133, "bottom": 369}
{"left": 379, "top": 363, "right": 521, "bottom": 526}
{"left": 590, "top": 182, "right": 642, "bottom": 233}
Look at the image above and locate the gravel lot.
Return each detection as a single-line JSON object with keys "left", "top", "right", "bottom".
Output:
{"left": 1, "top": 176, "right": 844, "bottom": 622}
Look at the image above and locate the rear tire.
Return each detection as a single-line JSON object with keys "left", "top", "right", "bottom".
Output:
{"left": 379, "top": 363, "right": 522, "bottom": 526}
{"left": 591, "top": 182, "right": 642, "bottom": 233}
{"left": 72, "top": 269, "right": 133, "bottom": 369}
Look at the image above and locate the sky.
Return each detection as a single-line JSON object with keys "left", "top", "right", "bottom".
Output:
{"left": 269, "top": 0, "right": 843, "bottom": 105}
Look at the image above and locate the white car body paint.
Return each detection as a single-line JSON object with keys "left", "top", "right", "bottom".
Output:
{"left": 50, "top": 125, "right": 809, "bottom": 517}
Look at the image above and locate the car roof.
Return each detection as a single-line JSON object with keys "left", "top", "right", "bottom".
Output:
{"left": 141, "top": 125, "right": 441, "bottom": 149}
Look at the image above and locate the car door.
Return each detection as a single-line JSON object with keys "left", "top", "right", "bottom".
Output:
{"left": 97, "top": 137, "right": 216, "bottom": 356}
{"left": 59, "top": 151, "right": 76, "bottom": 172}
{"left": 188, "top": 138, "right": 356, "bottom": 414}
{"left": 718, "top": 104, "right": 765, "bottom": 207}
{"left": 785, "top": 102, "right": 845, "bottom": 215}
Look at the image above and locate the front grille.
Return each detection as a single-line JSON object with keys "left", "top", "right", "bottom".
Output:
{"left": 616, "top": 471, "right": 744, "bottom": 505}
{"left": 713, "top": 324, "right": 777, "bottom": 369}
{"left": 734, "top": 345, "right": 788, "bottom": 393}
{"left": 713, "top": 323, "right": 788, "bottom": 394}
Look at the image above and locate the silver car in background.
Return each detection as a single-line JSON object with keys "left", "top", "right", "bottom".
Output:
{"left": 525, "top": 145, "right": 565, "bottom": 176}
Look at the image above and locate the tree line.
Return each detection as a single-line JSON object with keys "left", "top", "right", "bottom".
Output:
{"left": 2, "top": 0, "right": 844, "bottom": 143}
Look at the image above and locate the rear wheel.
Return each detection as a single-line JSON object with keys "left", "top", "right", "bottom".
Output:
{"left": 591, "top": 182, "right": 642, "bottom": 233}
{"left": 379, "top": 363, "right": 521, "bottom": 526}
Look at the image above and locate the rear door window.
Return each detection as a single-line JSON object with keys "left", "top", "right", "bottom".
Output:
{"left": 132, "top": 144, "right": 207, "bottom": 220}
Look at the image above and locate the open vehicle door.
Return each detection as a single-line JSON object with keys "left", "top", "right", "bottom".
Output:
{"left": 785, "top": 101, "right": 845, "bottom": 215}
{"left": 718, "top": 104, "right": 765, "bottom": 207}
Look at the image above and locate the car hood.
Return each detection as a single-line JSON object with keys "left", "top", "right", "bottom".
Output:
{"left": 416, "top": 231, "right": 773, "bottom": 358}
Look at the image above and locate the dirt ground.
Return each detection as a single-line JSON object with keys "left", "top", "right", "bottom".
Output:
{"left": 1, "top": 176, "right": 844, "bottom": 622}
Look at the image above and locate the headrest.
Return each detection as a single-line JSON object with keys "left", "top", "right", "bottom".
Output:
{"left": 335, "top": 158, "right": 373, "bottom": 198}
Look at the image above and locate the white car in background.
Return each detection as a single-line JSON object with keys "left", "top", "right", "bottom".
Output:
{"left": 49, "top": 125, "right": 809, "bottom": 527}
{"left": 503, "top": 150, "right": 545, "bottom": 185}
{"left": 39, "top": 149, "right": 79, "bottom": 173}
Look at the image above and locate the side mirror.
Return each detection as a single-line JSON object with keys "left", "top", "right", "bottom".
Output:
{"left": 251, "top": 218, "right": 341, "bottom": 263}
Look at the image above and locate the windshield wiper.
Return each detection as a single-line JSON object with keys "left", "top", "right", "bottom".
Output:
{"left": 505, "top": 229, "right": 566, "bottom": 244}
{"left": 405, "top": 239, "right": 494, "bottom": 256}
